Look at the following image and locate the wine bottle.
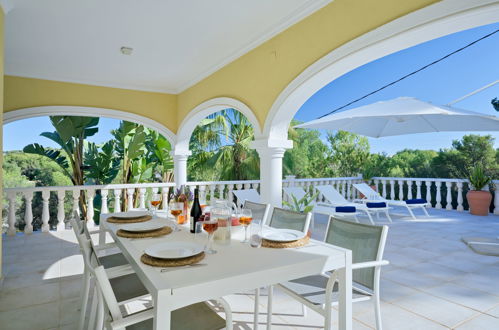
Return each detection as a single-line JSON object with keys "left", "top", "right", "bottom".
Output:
{"left": 190, "top": 188, "right": 202, "bottom": 233}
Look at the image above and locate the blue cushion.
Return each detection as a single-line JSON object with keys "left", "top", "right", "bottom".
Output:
{"left": 405, "top": 198, "right": 427, "bottom": 205}
{"left": 335, "top": 206, "right": 356, "bottom": 213}
{"left": 366, "top": 202, "right": 387, "bottom": 208}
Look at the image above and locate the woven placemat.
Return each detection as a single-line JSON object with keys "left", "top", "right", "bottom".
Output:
{"left": 141, "top": 252, "right": 205, "bottom": 267}
{"left": 117, "top": 226, "right": 172, "bottom": 238}
{"left": 107, "top": 215, "right": 152, "bottom": 224}
{"left": 262, "top": 236, "right": 310, "bottom": 249}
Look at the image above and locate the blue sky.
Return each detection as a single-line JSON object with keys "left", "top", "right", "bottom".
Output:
{"left": 3, "top": 22, "right": 499, "bottom": 154}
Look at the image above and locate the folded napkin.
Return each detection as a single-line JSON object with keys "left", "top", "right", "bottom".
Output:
{"left": 405, "top": 198, "right": 427, "bottom": 204}
{"left": 335, "top": 206, "right": 356, "bottom": 213}
{"left": 366, "top": 202, "right": 387, "bottom": 208}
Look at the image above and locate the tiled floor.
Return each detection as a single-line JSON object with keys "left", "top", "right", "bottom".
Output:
{"left": 1, "top": 208, "right": 499, "bottom": 329}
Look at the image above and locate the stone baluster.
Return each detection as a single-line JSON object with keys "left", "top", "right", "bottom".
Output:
{"left": 425, "top": 180, "right": 432, "bottom": 206}
{"left": 23, "top": 191, "right": 34, "bottom": 234}
{"left": 227, "top": 184, "right": 234, "bottom": 203}
{"left": 101, "top": 189, "right": 109, "bottom": 214}
{"left": 161, "top": 187, "right": 169, "bottom": 210}
{"left": 416, "top": 181, "right": 422, "bottom": 199}
{"left": 341, "top": 180, "right": 346, "bottom": 197}
{"left": 41, "top": 190, "right": 50, "bottom": 232}
{"left": 199, "top": 185, "right": 207, "bottom": 206}
{"left": 407, "top": 180, "right": 413, "bottom": 200}
{"left": 389, "top": 180, "right": 395, "bottom": 200}
{"left": 346, "top": 182, "right": 351, "bottom": 201}
{"left": 7, "top": 192, "right": 17, "bottom": 236}
{"left": 456, "top": 181, "right": 464, "bottom": 211}
{"left": 209, "top": 184, "right": 216, "bottom": 203}
{"left": 444, "top": 181, "right": 452, "bottom": 210}
{"left": 217, "top": 184, "right": 224, "bottom": 200}
{"left": 138, "top": 188, "right": 146, "bottom": 209}
{"left": 113, "top": 189, "right": 122, "bottom": 212}
{"left": 285, "top": 175, "right": 296, "bottom": 187}
{"left": 72, "top": 190, "right": 80, "bottom": 216}
{"left": 127, "top": 188, "right": 134, "bottom": 210}
{"left": 57, "top": 190, "right": 66, "bottom": 231}
{"left": 87, "top": 189, "right": 95, "bottom": 223}
{"left": 381, "top": 180, "right": 387, "bottom": 198}
{"left": 398, "top": 180, "right": 404, "bottom": 200}
{"left": 493, "top": 182, "right": 499, "bottom": 215}
{"left": 435, "top": 181, "right": 442, "bottom": 209}
{"left": 373, "top": 179, "right": 380, "bottom": 193}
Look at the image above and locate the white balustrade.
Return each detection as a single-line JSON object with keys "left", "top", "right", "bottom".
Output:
{"left": 4, "top": 176, "right": 498, "bottom": 235}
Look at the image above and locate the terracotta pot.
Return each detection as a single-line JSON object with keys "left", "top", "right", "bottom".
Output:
{"left": 359, "top": 184, "right": 377, "bottom": 199}
{"left": 467, "top": 190, "right": 492, "bottom": 216}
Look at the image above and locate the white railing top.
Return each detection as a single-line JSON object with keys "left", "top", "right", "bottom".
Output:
{"left": 4, "top": 182, "right": 177, "bottom": 194}
{"left": 283, "top": 176, "right": 362, "bottom": 183}
{"left": 373, "top": 177, "right": 499, "bottom": 184}
{"left": 186, "top": 179, "right": 260, "bottom": 186}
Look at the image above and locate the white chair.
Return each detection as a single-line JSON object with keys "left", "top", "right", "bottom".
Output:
{"left": 269, "top": 218, "right": 389, "bottom": 330}
{"left": 353, "top": 183, "right": 430, "bottom": 220}
{"left": 315, "top": 185, "right": 392, "bottom": 224}
{"left": 70, "top": 214, "right": 134, "bottom": 330}
{"left": 283, "top": 186, "right": 361, "bottom": 222}
{"left": 242, "top": 200, "right": 271, "bottom": 224}
{"left": 232, "top": 188, "right": 260, "bottom": 208}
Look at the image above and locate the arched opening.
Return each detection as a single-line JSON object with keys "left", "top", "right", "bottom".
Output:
{"left": 264, "top": 1, "right": 499, "bottom": 142}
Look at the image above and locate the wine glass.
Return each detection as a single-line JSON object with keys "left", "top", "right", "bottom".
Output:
{"left": 150, "top": 193, "right": 161, "bottom": 216}
{"left": 169, "top": 202, "right": 183, "bottom": 231}
{"left": 203, "top": 218, "right": 218, "bottom": 254}
{"left": 239, "top": 209, "right": 253, "bottom": 243}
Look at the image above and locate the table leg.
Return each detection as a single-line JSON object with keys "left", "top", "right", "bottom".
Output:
{"left": 154, "top": 292, "right": 171, "bottom": 330}
{"left": 338, "top": 252, "right": 352, "bottom": 330}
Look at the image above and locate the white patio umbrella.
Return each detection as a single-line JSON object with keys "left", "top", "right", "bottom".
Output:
{"left": 295, "top": 97, "right": 499, "bottom": 137}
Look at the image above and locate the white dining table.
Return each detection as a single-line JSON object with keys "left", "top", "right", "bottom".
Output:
{"left": 99, "top": 213, "right": 353, "bottom": 330}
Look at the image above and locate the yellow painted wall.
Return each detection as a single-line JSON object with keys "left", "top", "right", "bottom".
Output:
{"left": 4, "top": 76, "right": 178, "bottom": 133}
{"left": 0, "top": 9, "right": 4, "bottom": 279}
{"left": 177, "top": 0, "right": 439, "bottom": 128}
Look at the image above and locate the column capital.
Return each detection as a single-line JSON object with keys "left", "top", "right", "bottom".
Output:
{"left": 250, "top": 138, "right": 293, "bottom": 158}
{"left": 171, "top": 149, "right": 192, "bottom": 157}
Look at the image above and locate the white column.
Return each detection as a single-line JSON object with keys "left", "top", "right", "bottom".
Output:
{"left": 72, "top": 190, "right": 80, "bottom": 217}
{"left": 494, "top": 182, "right": 499, "bottom": 215}
{"left": 435, "top": 181, "right": 442, "bottom": 209}
{"left": 57, "top": 190, "right": 66, "bottom": 231}
{"left": 456, "top": 181, "right": 464, "bottom": 211}
{"left": 101, "top": 189, "right": 109, "bottom": 214}
{"left": 23, "top": 191, "right": 34, "bottom": 234}
{"left": 113, "top": 189, "right": 122, "bottom": 212}
{"left": 389, "top": 180, "right": 395, "bottom": 200}
{"left": 425, "top": 180, "right": 432, "bottom": 206}
{"left": 41, "top": 190, "right": 50, "bottom": 232}
{"left": 7, "top": 192, "right": 17, "bottom": 236}
{"left": 407, "top": 180, "right": 413, "bottom": 200}
{"left": 445, "top": 181, "right": 453, "bottom": 210}
{"left": 252, "top": 139, "right": 293, "bottom": 207}
{"left": 398, "top": 180, "right": 404, "bottom": 200}
{"left": 415, "top": 181, "right": 422, "bottom": 199}
{"left": 87, "top": 189, "right": 95, "bottom": 223}
{"left": 172, "top": 150, "right": 192, "bottom": 188}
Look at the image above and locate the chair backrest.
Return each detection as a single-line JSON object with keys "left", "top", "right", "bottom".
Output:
{"left": 233, "top": 189, "right": 260, "bottom": 207}
{"left": 269, "top": 207, "right": 311, "bottom": 233}
{"left": 315, "top": 185, "right": 348, "bottom": 204}
{"left": 325, "top": 218, "right": 388, "bottom": 290}
{"left": 243, "top": 200, "right": 271, "bottom": 225}
{"left": 283, "top": 187, "right": 307, "bottom": 202}
{"left": 353, "top": 183, "right": 383, "bottom": 200}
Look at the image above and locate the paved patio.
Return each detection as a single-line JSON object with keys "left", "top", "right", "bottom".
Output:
{"left": 1, "top": 208, "right": 499, "bottom": 329}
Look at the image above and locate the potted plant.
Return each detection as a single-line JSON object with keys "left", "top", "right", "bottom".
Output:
{"left": 283, "top": 191, "right": 319, "bottom": 214}
{"left": 467, "top": 164, "right": 492, "bottom": 216}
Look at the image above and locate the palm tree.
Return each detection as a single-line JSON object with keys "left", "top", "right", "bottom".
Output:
{"left": 188, "top": 108, "right": 259, "bottom": 181}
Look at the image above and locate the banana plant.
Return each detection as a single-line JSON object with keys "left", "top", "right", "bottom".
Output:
{"left": 23, "top": 116, "right": 100, "bottom": 218}
{"left": 84, "top": 140, "right": 120, "bottom": 185}
{"left": 111, "top": 121, "right": 147, "bottom": 184}
{"left": 145, "top": 130, "right": 174, "bottom": 182}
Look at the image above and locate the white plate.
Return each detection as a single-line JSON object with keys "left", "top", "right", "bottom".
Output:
{"left": 145, "top": 242, "right": 204, "bottom": 259}
{"left": 111, "top": 211, "right": 149, "bottom": 219}
{"left": 262, "top": 229, "right": 306, "bottom": 242}
{"left": 120, "top": 222, "right": 166, "bottom": 233}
